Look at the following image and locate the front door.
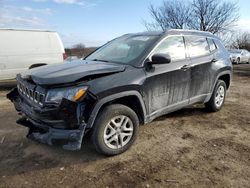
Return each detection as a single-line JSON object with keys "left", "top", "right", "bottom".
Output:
{"left": 143, "top": 36, "right": 192, "bottom": 119}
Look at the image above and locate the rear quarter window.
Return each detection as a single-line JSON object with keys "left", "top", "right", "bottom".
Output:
{"left": 207, "top": 38, "right": 217, "bottom": 52}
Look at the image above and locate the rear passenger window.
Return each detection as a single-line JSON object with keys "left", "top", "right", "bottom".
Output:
{"left": 153, "top": 36, "right": 186, "bottom": 61}
{"left": 207, "top": 38, "right": 217, "bottom": 52}
{"left": 186, "top": 36, "right": 210, "bottom": 57}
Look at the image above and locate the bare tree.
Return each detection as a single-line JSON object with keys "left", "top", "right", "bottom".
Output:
{"left": 74, "top": 43, "right": 85, "bottom": 49}
{"left": 65, "top": 43, "right": 86, "bottom": 58}
{"left": 189, "top": 0, "right": 239, "bottom": 34}
{"left": 217, "top": 31, "right": 235, "bottom": 48}
{"left": 230, "top": 32, "right": 250, "bottom": 51}
{"left": 145, "top": 0, "right": 239, "bottom": 34}
{"left": 73, "top": 43, "right": 85, "bottom": 57}
{"left": 144, "top": 0, "right": 192, "bottom": 31}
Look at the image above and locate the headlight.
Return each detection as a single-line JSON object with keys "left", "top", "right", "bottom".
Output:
{"left": 46, "top": 86, "right": 88, "bottom": 103}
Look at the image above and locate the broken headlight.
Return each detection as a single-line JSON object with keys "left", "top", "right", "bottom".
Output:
{"left": 45, "top": 86, "right": 88, "bottom": 103}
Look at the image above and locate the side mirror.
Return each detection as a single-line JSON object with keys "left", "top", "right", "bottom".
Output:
{"left": 151, "top": 53, "right": 171, "bottom": 65}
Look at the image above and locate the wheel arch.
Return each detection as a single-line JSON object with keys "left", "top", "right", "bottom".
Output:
{"left": 205, "top": 70, "right": 232, "bottom": 103}
{"left": 213, "top": 71, "right": 232, "bottom": 91}
{"left": 87, "top": 91, "right": 147, "bottom": 128}
{"left": 29, "top": 63, "right": 47, "bottom": 69}
{"left": 218, "top": 74, "right": 231, "bottom": 89}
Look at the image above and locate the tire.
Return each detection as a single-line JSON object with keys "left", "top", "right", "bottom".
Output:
{"left": 205, "top": 80, "right": 227, "bottom": 112}
{"left": 91, "top": 104, "right": 139, "bottom": 156}
{"left": 236, "top": 58, "right": 240, "bottom": 64}
{"left": 247, "top": 58, "right": 250, "bottom": 64}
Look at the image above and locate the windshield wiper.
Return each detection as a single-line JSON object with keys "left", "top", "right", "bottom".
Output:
{"left": 91, "top": 59, "right": 110, "bottom": 63}
{"left": 90, "top": 58, "right": 125, "bottom": 65}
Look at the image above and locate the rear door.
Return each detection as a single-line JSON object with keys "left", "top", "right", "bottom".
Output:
{"left": 185, "top": 36, "right": 216, "bottom": 103}
{"left": 143, "top": 35, "right": 192, "bottom": 117}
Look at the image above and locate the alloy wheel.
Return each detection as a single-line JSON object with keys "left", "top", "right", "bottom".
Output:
{"left": 215, "top": 85, "right": 225, "bottom": 108}
{"left": 103, "top": 115, "right": 134, "bottom": 150}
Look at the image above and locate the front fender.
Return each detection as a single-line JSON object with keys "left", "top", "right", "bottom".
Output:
{"left": 87, "top": 91, "right": 147, "bottom": 128}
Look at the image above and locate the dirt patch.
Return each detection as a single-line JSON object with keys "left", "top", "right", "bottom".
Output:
{"left": 0, "top": 64, "right": 250, "bottom": 188}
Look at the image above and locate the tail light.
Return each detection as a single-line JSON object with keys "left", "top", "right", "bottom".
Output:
{"left": 63, "top": 53, "right": 67, "bottom": 60}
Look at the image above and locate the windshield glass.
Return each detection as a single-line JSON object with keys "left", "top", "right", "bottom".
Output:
{"left": 229, "top": 49, "right": 241, "bottom": 53}
{"left": 86, "top": 35, "right": 158, "bottom": 65}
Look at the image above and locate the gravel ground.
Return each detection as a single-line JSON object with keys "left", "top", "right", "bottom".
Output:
{"left": 0, "top": 64, "right": 249, "bottom": 188}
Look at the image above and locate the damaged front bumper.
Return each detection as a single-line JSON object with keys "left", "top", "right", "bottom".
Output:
{"left": 7, "top": 88, "right": 87, "bottom": 151}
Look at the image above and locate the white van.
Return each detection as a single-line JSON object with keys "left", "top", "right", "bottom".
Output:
{"left": 0, "top": 29, "right": 65, "bottom": 81}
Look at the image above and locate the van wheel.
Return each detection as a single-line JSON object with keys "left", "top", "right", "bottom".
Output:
{"left": 91, "top": 104, "right": 139, "bottom": 156}
{"left": 205, "top": 80, "right": 227, "bottom": 112}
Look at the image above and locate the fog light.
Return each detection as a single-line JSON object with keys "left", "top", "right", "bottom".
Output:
{"left": 69, "top": 133, "right": 78, "bottom": 141}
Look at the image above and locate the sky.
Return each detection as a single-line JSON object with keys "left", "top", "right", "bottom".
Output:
{"left": 0, "top": 0, "right": 250, "bottom": 47}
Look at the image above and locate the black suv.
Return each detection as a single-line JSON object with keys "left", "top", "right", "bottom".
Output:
{"left": 8, "top": 29, "right": 232, "bottom": 155}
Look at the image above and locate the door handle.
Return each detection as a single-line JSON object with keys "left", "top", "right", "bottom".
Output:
{"left": 181, "top": 64, "right": 191, "bottom": 71}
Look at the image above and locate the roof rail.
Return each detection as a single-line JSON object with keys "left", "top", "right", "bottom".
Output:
{"left": 167, "top": 29, "right": 212, "bottom": 34}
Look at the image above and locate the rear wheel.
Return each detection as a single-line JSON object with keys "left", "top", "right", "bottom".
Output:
{"left": 236, "top": 58, "right": 240, "bottom": 64}
{"left": 91, "top": 104, "right": 139, "bottom": 156}
{"left": 205, "top": 80, "right": 227, "bottom": 112}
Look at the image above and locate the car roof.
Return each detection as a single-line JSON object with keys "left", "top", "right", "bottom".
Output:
{"left": 0, "top": 28, "right": 56, "bottom": 33}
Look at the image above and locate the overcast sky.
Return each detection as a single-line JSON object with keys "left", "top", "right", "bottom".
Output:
{"left": 0, "top": 0, "right": 249, "bottom": 47}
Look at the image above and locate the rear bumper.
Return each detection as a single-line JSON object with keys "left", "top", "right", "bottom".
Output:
{"left": 7, "top": 88, "right": 87, "bottom": 151}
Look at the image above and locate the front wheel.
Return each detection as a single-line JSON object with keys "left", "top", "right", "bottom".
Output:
{"left": 91, "top": 104, "right": 139, "bottom": 156}
{"left": 205, "top": 80, "right": 227, "bottom": 112}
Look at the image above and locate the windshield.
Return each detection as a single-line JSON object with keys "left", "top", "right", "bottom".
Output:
{"left": 86, "top": 35, "right": 158, "bottom": 65}
{"left": 229, "top": 49, "right": 241, "bottom": 53}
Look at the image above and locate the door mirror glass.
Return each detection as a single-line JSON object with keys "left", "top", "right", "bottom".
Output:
{"left": 151, "top": 53, "right": 171, "bottom": 64}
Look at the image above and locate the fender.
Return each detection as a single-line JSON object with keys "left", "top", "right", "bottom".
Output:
{"left": 87, "top": 90, "right": 147, "bottom": 128}
{"left": 205, "top": 70, "right": 232, "bottom": 103}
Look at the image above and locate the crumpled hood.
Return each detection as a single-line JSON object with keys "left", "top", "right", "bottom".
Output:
{"left": 20, "top": 60, "right": 126, "bottom": 85}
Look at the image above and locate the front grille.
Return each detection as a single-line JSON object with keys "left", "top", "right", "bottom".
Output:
{"left": 17, "top": 82, "right": 45, "bottom": 106}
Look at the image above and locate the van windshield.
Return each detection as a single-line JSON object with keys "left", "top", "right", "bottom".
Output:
{"left": 86, "top": 35, "right": 158, "bottom": 65}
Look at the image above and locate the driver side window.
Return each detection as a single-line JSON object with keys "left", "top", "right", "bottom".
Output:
{"left": 153, "top": 36, "right": 186, "bottom": 61}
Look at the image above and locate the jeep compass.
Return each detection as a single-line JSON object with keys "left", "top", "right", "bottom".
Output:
{"left": 7, "top": 29, "right": 232, "bottom": 155}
